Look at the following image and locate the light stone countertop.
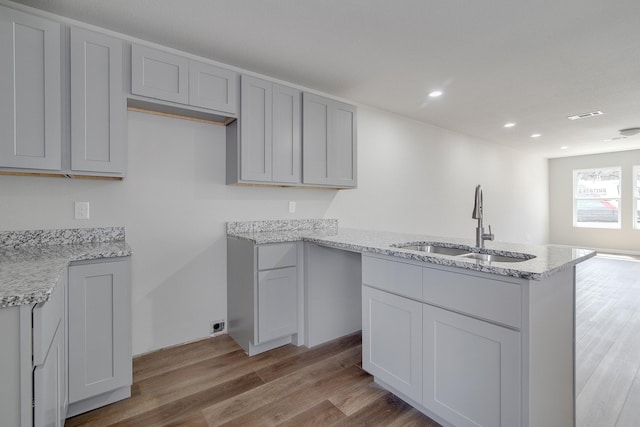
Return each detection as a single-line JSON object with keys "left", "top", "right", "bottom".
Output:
{"left": 0, "top": 228, "right": 132, "bottom": 308}
{"left": 228, "top": 225, "right": 596, "bottom": 281}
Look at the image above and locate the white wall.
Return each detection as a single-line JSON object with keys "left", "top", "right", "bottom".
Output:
{"left": 549, "top": 149, "right": 640, "bottom": 253}
{"left": 0, "top": 106, "right": 548, "bottom": 355}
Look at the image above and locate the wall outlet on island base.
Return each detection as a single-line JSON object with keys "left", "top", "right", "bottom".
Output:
{"left": 210, "top": 320, "right": 226, "bottom": 337}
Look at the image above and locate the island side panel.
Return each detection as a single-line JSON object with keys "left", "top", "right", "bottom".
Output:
{"left": 304, "top": 243, "right": 362, "bottom": 347}
{"left": 526, "top": 267, "right": 576, "bottom": 427}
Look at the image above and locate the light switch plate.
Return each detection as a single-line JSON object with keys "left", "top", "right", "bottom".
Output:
{"left": 74, "top": 201, "right": 90, "bottom": 220}
{"left": 288, "top": 201, "right": 296, "bottom": 213}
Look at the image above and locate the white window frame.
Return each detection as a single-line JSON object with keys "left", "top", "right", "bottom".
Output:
{"left": 634, "top": 165, "right": 640, "bottom": 230}
{"left": 573, "top": 167, "right": 621, "bottom": 229}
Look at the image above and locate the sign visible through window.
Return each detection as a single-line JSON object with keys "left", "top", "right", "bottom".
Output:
{"left": 573, "top": 167, "right": 621, "bottom": 228}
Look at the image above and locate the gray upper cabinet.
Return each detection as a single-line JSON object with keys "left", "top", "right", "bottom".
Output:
{"left": 302, "top": 93, "right": 357, "bottom": 188}
{"left": 240, "top": 75, "right": 273, "bottom": 182}
{"left": 0, "top": 6, "right": 61, "bottom": 171}
{"left": 189, "top": 60, "right": 238, "bottom": 114}
{"left": 227, "top": 75, "right": 301, "bottom": 184}
{"left": 131, "top": 44, "right": 189, "bottom": 104}
{"left": 131, "top": 43, "right": 238, "bottom": 115}
{"left": 70, "top": 27, "right": 126, "bottom": 175}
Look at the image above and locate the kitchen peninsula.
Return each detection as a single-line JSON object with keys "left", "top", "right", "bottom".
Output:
{"left": 227, "top": 219, "right": 595, "bottom": 427}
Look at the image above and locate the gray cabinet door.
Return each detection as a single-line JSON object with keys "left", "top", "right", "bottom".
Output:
{"left": 240, "top": 75, "right": 273, "bottom": 181}
{"left": 423, "top": 304, "right": 520, "bottom": 427}
{"left": 131, "top": 44, "right": 189, "bottom": 104}
{"left": 71, "top": 27, "right": 125, "bottom": 175}
{"left": 362, "top": 285, "right": 423, "bottom": 402}
{"left": 189, "top": 60, "right": 238, "bottom": 114}
{"left": 272, "top": 84, "right": 301, "bottom": 183}
{"left": 0, "top": 6, "right": 61, "bottom": 170}
{"left": 257, "top": 266, "right": 298, "bottom": 344}
{"left": 302, "top": 93, "right": 357, "bottom": 188}
{"left": 68, "top": 259, "right": 131, "bottom": 404}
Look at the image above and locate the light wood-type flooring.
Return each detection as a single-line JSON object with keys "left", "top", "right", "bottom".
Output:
{"left": 65, "top": 254, "right": 640, "bottom": 426}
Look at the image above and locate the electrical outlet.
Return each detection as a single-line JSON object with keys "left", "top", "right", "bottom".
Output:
{"left": 288, "top": 201, "right": 296, "bottom": 213}
{"left": 74, "top": 201, "right": 90, "bottom": 220}
{"left": 210, "top": 320, "right": 225, "bottom": 337}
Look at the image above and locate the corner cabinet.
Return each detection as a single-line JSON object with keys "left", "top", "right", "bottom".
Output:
{"left": 227, "top": 75, "right": 301, "bottom": 185}
{"left": 227, "top": 238, "right": 300, "bottom": 356}
{"left": 0, "top": 6, "right": 61, "bottom": 171}
{"left": 67, "top": 257, "right": 132, "bottom": 417}
{"left": 70, "top": 27, "right": 126, "bottom": 176}
{"left": 302, "top": 93, "right": 357, "bottom": 188}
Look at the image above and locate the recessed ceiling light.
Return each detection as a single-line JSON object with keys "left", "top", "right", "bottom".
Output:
{"left": 567, "top": 111, "right": 603, "bottom": 120}
{"left": 428, "top": 90, "right": 443, "bottom": 98}
{"left": 560, "top": 146, "right": 568, "bottom": 150}
{"left": 504, "top": 123, "right": 516, "bottom": 128}
{"left": 530, "top": 133, "right": 541, "bottom": 138}
{"left": 619, "top": 127, "right": 640, "bottom": 137}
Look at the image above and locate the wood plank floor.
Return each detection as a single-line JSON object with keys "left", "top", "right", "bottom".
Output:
{"left": 576, "top": 254, "right": 640, "bottom": 427}
{"left": 65, "top": 332, "right": 440, "bottom": 426}
{"left": 65, "top": 254, "right": 640, "bottom": 426}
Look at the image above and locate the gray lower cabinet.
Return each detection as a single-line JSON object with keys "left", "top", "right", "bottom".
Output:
{"left": 70, "top": 27, "right": 126, "bottom": 176}
{"left": 67, "top": 257, "right": 132, "bottom": 417}
{"left": 362, "top": 253, "right": 576, "bottom": 427}
{"left": 0, "top": 5, "right": 61, "bottom": 171}
{"left": 131, "top": 44, "right": 238, "bottom": 116}
{"left": 422, "top": 304, "right": 520, "bottom": 427}
{"left": 227, "top": 75, "right": 301, "bottom": 185}
{"left": 362, "top": 285, "right": 422, "bottom": 402}
{"left": 302, "top": 92, "right": 357, "bottom": 188}
{"left": 227, "top": 238, "right": 300, "bottom": 356}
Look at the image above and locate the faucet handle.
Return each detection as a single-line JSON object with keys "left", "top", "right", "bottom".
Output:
{"left": 484, "top": 225, "right": 495, "bottom": 241}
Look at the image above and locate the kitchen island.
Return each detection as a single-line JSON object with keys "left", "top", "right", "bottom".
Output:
{"left": 227, "top": 219, "right": 596, "bottom": 427}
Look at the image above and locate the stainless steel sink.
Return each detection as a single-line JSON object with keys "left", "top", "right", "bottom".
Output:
{"left": 458, "top": 252, "right": 533, "bottom": 263}
{"left": 393, "top": 243, "right": 471, "bottom": 256}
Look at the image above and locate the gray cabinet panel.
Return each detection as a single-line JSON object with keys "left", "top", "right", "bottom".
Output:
{"left": 302, "top": 93, "right": 357, "bottom": 188}
{"left": 257, "top": 267, "right": 298, "bottom": 344}
{"left": 189, "top": 60, "right": 238, "bottom": 114}
{"left": 0, "top": 6, "right": 61, "bottom": 170}
{"left": 240, "top": 75, "right": 273, "bottom": 181}
{"left": 71, "top": 27, "right": 125, "bottom": 174}
{"left": 423, "top": 304, "right": 520, "bottom": 427}
{"left": 131, "top": 44, "right": 189, "bottom": 104}
{"left": 362, "top": 285, "right": 422, "bottom": 402}
{"left": 272, "top": 84, "right": 301, "bottom": 183}
{"left": 33, "top": 320, "right": 65, "bottom": 427}
{"left": 68, "top": 258, "right": 131, "bottom": 404}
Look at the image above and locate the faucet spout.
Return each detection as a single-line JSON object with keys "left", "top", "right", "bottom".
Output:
{"left": 472, "top": 185, "right": 494, "bottom": 248}
{"left": 472, "top": 185, "right": 482, "bottom": 220}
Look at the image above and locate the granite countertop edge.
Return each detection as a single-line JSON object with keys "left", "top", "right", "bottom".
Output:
{"left": 228, "top": 227, "right": 597, "bottom": 281}
{"left": 1, "top": 241, "right": 132, "bottom": 308}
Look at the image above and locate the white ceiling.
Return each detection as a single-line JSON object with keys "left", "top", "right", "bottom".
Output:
{"left": 12, "top": 0, "right": 640, "bottom": 158}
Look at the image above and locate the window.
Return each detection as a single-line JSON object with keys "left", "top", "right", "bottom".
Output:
{"left": 634, "top": 166, "right": 640, "bottom": 229}
{"left": 573, "top": 167, "right": 621, "bottom": 228}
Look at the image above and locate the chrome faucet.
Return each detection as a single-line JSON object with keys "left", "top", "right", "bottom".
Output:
{"left": 472, "top": 185, "right": 494, "bottom": 248}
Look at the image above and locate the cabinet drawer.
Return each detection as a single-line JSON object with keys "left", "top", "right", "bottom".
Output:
{"left": 362, "top": 255, "right": 422, "bottom": 300}
{"left": 423, "top": 267, "right": 521, "bottom": 328}
{"left": 33, "top": 272, "right": 66, "bottom": 367}
{"left": 258, "top": 243, "right": 297, "bottom": 270}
